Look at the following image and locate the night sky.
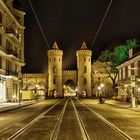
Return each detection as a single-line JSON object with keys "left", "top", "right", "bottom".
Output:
{"left": 13, "top": 0, "right": 140, "bottom": 73}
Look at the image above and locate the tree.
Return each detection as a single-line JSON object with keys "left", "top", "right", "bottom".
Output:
{"left": 98, "top": 50, "right": 118, "bottom": 95}
{"left": 98, "top": 39, "right": 139, "bottom": 95}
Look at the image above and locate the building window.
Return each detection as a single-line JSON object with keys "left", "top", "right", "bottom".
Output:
{"left": 53, "top": 78, "right": 56, "bottom": 84}
{"left": 0, "top": 11, "right": 2, "bottom": 24}
{"left": 84, "top": 58, "right": 86, "bottom": 62}
{"left": 15, "top": 65, "right": 17, "bottom": 73}
{"left": 54, "top": 58, "right": 56, "bottom": 61}
{"left": 19, "top": 50, "right": 21, "bottom": 59}
{"left": 84, "top": 66, "right": 87, "bottom": 73}
{"left": 53, "top": 67, "right": 56, "bottom": 73}
{"left": 119, "top": 69, "right": 121, "bottom": 80}
{"left": 0, "top": 34, "right": 2, "bottom": 46}
{"left": 128, "top": 65, "right": 131, "bottom": 77}
{"left": 59, "top": 58, "right": 60, "bottom": 62}
{"left": 123, "top": 67, "right": 125, "bottom": 79}
{"left": 84, "top": 78, "right": 86, "bottom": 85}
{"left": 19, "top": 34, "right": 22, "bottom": 43}
{"left": 134, "top": 61, "right": 138, "bottom": 76}
{"left": 0, "top": 56, "right": 2, "bottom": 68}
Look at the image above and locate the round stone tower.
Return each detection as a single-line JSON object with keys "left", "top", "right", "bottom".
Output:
{"left": 76, "top": 42, "right": 92, "bottom": 97}
{"left": 47, "top": 42, "right": 63, "bottom": 97}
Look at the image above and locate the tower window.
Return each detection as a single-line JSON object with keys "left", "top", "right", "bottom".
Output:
{"left": 0, "top": 34, "right": 2, "bottom": 46}
{"left": 0, "top": 11, "right": 2, "bottom": 24}
{"left": 84, "top": 66, "right": 87, "bottom": 73}
{"left": 53, "top": 78, "right": 56, "bottom": 84}
{"left": 84, "top": 58, "right": 86, "bottom": 62}
{"left": 53, "top": 67, "right": 56, "bottom": 73}
{"left": 84, "top": 78, "right": 86, "bottom": 85}
{"left": 0, "top": 56, "right": 2, "bottom": 68}
{"left": 54, "top": 58, "right": 56, "bottom": 61}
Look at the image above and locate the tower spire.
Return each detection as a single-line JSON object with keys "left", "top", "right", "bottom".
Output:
{"left": 52, "top": 41, "right": 59, "bottom": 49}
{"left": 80, "top": 41, "right": 88, "bottom": 50}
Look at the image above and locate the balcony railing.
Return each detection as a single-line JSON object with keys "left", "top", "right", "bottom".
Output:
{"left": 6, "top": 28, "right": 19, "bottom": 40}
{"left": 6, "top": 70, "right": 18, "bottom": 76}
{"left": 6, "top": 49, "right": 18, "bottom": 58}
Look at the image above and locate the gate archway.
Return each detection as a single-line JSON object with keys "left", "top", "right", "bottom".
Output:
{"left": 63, "top": 79, "right": 76, "bottom": 97}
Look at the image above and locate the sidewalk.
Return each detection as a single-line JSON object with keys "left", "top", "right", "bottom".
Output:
{"left": 105, "top": 99, "right": 140, "bottom": 112}
{"left": 0, "top": 100, "right": 37, "bottom": 113}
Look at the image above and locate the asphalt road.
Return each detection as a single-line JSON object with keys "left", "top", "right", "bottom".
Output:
{"left": 0, "top": 98, "right": 140, "bottom": 140}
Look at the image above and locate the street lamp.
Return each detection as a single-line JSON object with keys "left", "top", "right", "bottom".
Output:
{"left": 75, "top": 87, "right": 78, "bottom": 97}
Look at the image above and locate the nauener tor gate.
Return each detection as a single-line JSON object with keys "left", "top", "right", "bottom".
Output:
{"left": 47, "top": 41, "right": 92, "bottom": 97}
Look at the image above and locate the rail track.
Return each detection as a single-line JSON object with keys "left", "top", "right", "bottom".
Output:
{"left": 0, "top": 98, "right": 135, "bottom": 140}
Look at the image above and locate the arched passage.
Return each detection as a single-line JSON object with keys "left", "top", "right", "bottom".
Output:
{"left": 63, "top": 79, "right": 76, "bottom": 97}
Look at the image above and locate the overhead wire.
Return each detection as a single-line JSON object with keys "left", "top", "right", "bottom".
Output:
{"left": 28, "top": 0, "right": 50, "bottom": 49}
{"left": 90, "top": 0, "right": 114, "bottom": 49}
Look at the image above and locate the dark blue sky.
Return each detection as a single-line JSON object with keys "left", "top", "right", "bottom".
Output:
{"left": 14, "top": 0, "right": 140, "bottom": 73}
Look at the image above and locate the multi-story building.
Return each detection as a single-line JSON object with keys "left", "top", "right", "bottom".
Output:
{"left": 117, "top": 47, "right": 140, "bottom": 100}
{"left": 0, "top": 0, "right": 25, "bottom": 102}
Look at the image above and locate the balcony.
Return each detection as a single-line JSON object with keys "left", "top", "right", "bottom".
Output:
{"left": 6, "top": 70, "right": 18, "bottom": 77}
{"left": 6, "top": 49, "right": 18, "bottom": 58}
{"left": 6, "top": 28, "right": 19, "bottom": 42}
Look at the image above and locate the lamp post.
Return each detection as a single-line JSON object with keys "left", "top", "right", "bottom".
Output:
{"left": 18, "top": 72, "right": 22, "bottom": 106}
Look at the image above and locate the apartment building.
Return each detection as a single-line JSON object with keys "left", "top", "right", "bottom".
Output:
{"left": 0, "top": 0, "right": 25, "bottom": 102}
{"left": 117, "top": 47, "right": 140, "bottom": 100}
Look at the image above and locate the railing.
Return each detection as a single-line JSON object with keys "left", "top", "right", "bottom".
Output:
{"left": 6, "top": 70, "right": 18, "bottom": 76}
{"left": 6, "top": 49, "right": 18, "bottom": 58}
{"left": 6, "top": 28, "right": 19, "bottom": 39}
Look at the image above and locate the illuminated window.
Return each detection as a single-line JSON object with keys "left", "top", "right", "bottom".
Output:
{"left": 19, "top": 34, "right": 22, "bottom": 43}
{"left": 128, "top": 65, "right": 131, "bottom": 77}
{"left": 123, "top": 67, "right": 125, "bottom": 79}
{"left": 53, "top": 78, "right": 56, "bottom": 84}
{"left": 119, "top": 69, "right": 121, "bottom": 80}
{"left": 134, "top": 61, "right": 138, "bottom": 76}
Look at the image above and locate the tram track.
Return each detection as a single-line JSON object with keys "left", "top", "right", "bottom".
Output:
{"left": 0, "top": 98, "right": 136, "bottom": 140}
{"left": 0, "top": 99, "right": 64, "bottom": 140}
{"left": 76, "top": 99, "right": 134, "bottom": 140}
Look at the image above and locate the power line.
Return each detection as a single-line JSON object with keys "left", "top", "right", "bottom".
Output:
{"left": 90, "top": 0, "right": 114, "bottom": 49}
{"left": 28, "top": 0, "right": 50, "bottom": 49}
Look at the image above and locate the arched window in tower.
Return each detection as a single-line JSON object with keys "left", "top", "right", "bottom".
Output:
{"left": 53, "top": 78, "right": 56, "bottom": 84}
{"left": 84, "top": 66, "right": 87, "bottom": 73}
{"left": 0, "top": 56, "right": 2, "bottom": 68}
{"left": 53, "top": 66, "right": 56, "bottom": 73}
{"left": 84, "top": 58, "right": 86, "bottom": 62}
{"left": 84, "top": 78, "right": 86, "bottom": 85}
{"left": 54, "top": 58, "right": 56, "bottom": 61}
{"left": 0, "top": 11, "right": 2, "bottom": 24}
{"left": 0, "top": 34, "right": 2, "bottom": 46}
